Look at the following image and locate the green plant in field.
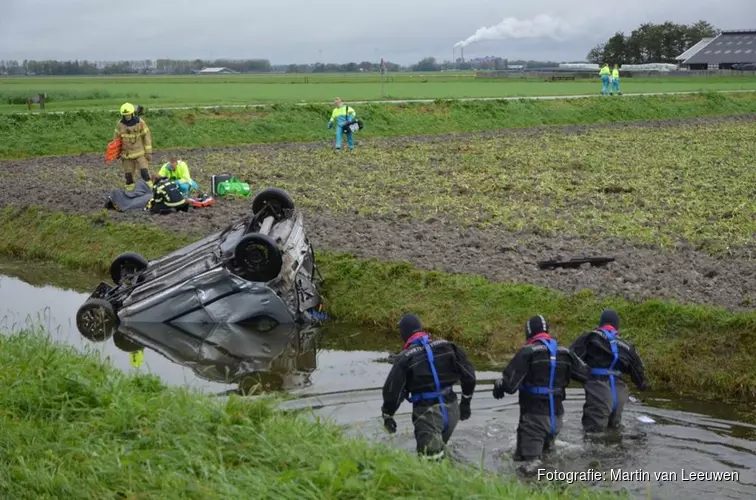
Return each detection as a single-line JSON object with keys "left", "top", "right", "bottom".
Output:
{"left": 0, "top": 206, "right": 754, "bottom": 402}
{"left": 0, "top": 329, "right": 614, "bottom": 499}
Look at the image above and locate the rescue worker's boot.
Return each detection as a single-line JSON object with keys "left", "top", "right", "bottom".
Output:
{"left": 412, "top": 400, "right": 460, "bottom": 462}
{"left": 124, "top": 172, "right": 135, "bottom": 191}
{"left": 140, "top": 168, "right": 152, "bottom": 187}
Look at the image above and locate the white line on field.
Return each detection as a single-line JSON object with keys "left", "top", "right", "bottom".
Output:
{"left": 10, "top": 89, "right": 756, "bottom": 115}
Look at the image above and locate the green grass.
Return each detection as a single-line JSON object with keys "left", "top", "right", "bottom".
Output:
{"left": 2, "top": 73, "right": 756, "bottom": 112}
{"left": 4, "top": 92, "right": 756, "bottom": 160}
{"left": 0, "top": 329, "right": 612, "bottom": 499}
{"left": 0, "top": 206, "right": 754, "bottom": 402}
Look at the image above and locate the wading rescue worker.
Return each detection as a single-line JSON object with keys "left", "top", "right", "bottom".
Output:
{"left": 569, "top": 309, "right": 648, "bottom": 433}
{"left": 114, "top": 102, "right": 153, "bottom": 190}
{"left": 381, "top": 313, "right": 476, "bottom": 461}
{"left": 158, "top": 154, "right": 199, "bottom": 196}
{"left": 492, "top": 315, "right": 589, "bottom": 462}
{"left": 327, "top": 97, "right": 356, "bottom": 152}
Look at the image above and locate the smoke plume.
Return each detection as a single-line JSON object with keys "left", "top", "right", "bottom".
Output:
{"left": 454, "top": 14, "right": 576, "bottom": 48}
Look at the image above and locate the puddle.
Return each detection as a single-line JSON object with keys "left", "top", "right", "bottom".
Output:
{"left": 0, "top": 259, "right": 755, "bottom": 499}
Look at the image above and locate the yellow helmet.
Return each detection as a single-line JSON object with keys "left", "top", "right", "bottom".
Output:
{"left": 120, "top": 102, "right": 135, "bottom": 116}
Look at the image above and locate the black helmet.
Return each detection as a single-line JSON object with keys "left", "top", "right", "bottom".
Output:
{"left": 599, "top": 309, "right": 620, "bottom": 330}
{"left": 525, "top": 315, "right": 548, "bottom": 340}
{"left": 398, "top": 313, "right": 423, "bottom": 342}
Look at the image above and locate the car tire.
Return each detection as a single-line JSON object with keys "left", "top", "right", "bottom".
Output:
{"left": 251, "top": 187, "right": 295, "bottom": 221}
{"left": 233, "top": 233, "right": 283, "bottom": 282}
{"left": 110, "top": 252, "right": 148, "bottom": 284}
{"left": 76, "top": 298, "right": 118, "bottom": 342}
{"left": 113, "top": 331, "right": 144, "bottom": 353}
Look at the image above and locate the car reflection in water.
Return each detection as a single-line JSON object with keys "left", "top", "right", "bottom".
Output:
{"left": 90, "top": 316, "right": 320, "bottom": 396}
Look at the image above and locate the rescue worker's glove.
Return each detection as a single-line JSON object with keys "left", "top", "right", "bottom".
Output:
{"left": 492, "top": 379, "right": 507, "bottom": 400}
{"left": 327, "top": 121, "right": 333, "bottom": 129}
{"left": 144, "top": 153, "right": 152, "bottom": 162}
{"left": 459, "top": 396, "right": 472, "bottom": 421}
{"left": 382, "top": 412, "right": 397, "bottom": 433}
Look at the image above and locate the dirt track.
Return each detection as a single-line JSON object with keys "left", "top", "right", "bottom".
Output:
{"left": 3, "top": 117, "right": 756, "bottom": 311}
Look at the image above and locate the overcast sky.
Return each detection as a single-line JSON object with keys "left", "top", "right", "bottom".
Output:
{"left": 1, "top": 1, "right": 753, "bottom": 64}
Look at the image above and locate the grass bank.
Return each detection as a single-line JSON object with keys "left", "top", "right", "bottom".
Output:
{"left": 1, "top": 206, "right": 754, "bottom": 402}
{"left": 3, "top": 73, "right": 756, "bottom": 112}
{"left": 3, "top": 92, "right": 756, "bottom": 159}
{"left": 0, "top": 330, "right": 610, "bottom": 499}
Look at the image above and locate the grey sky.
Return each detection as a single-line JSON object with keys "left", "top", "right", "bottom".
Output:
{"left": 1, "top": 0, "right": 753, "bottom": 64}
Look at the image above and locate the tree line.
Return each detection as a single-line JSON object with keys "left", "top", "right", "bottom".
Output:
{"left": 587, "top": 20, "right": 720, "bottom": 64}
{"left": 0, "top": 57, "right": 562, "bottom": 76}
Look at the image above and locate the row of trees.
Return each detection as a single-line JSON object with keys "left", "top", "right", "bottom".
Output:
{"left": 586, "top": 21, "right": 720, "bottom": 65}
{"left": 0, "top": 57, "right": 564, "bottom": 76}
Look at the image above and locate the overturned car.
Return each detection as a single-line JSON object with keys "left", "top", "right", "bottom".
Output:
{"left": 76, "top": 187, "right": 324, "bottom": 341}
{"left": 107, "top": 321, "right": 320, "bottom": 395}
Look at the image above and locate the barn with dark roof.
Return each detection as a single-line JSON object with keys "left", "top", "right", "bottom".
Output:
{"left": 680, "top": 30, "right": 756, "bottom": 70}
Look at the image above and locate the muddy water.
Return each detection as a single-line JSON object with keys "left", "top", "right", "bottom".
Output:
{"left": 0, "top": 260, "right": 754, "bottom": 499}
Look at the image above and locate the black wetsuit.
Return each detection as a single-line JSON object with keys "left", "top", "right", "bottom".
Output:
{"left": 570, "top": 327, "right": 647, "bottom": 432}
{"left": 382, "top": 334, "right": 476, "bottom": 459}
{"left": 495, "top": 335, "right": 589, "bottom": 460}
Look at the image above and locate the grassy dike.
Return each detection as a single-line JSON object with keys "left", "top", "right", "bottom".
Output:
{"left": 0, "top": 330, "right": 613, "bottom": 499}
{"left": 3, "top": 91, "right": 756, "bottom": 159}
{"left": 1, "top": 206, "right": 754, "bottom": 403}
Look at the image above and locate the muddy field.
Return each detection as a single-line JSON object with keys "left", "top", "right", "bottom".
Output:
{"left": 3, "top": 116, "right": 756, "bottom": 311}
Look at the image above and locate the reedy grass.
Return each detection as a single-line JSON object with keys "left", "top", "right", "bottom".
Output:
{"left": 0, "top": 206, "right": 754, "bottom": 402}
{"left": 0, "top": 328, "right": 613, "bottom": 499}
{"left": 3, "top": 92, "right": 756, "bottom": 159}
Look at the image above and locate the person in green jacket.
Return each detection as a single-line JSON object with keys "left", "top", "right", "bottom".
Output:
{"left": 599, "top": 63, "right": 611, "bottom": 95}
{"left": 327, "top": 97, "right": 356, "bottom": 151}
{"left": 157, "top": 154, "right": 199, "bottom": 196}
{"left": 610, "top": 64, "right": 622, "bottom": 95}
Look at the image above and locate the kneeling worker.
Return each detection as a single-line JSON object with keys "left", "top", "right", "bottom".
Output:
{"left": 158, "top": 155, "right": 200, "bottom": 196}
{"left": 492, "top": 315, "right": 589, "bottom": 461}
{"left": 381, "top": 313, "right": 476, "bottom": 461}
{"left": 570, "top": 309, "right": 648, "bottom": 432}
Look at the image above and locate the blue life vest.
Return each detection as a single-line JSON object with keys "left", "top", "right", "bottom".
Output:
{"left": 405, "top": 335, "right": 449, "bottom": 432}
{"left": 589, "top": 328, "right": 621, "bottom": 412}
{"left": 520, "top": 338, "right": 559, "bottom": 436}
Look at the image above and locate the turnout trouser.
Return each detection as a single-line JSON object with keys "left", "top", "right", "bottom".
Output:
{"left": 581, "top": 378, "right": 630, "bottom": 432}
{"left": 412, "top": 399, "right": 460, "bottom": 460}
{"left": 514, "top": 411, "right": 564, "bottom": 461}
{"left": 121, "top": 156, "right": 151, "bottom": 189}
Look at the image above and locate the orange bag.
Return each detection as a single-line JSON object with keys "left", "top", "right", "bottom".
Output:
{"left": 105, "top": 137, "right": 122, "bottom": 164}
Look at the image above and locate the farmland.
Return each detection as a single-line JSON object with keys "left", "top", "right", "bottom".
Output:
{"left": 2, "top": 97, "right": 756, "bottom": 400}
{"left": 2, "top": 72, "right": 756, "bottom": 112}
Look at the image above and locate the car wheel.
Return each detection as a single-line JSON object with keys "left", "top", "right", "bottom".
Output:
{"left": 76, "top": 298, "right": 118, "bottom": 341}
{"left": 251, "top": 187, "right": 295, "bottom": 221}
{"left": 233, "top": 233, "right": 283, "bottom": 282}
{"left": 110, "top": 252, "right": 148, "bottom": 284}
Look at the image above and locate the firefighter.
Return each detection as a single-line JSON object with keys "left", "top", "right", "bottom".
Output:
{"left": 381, "top": 313, "right": 476, "bottom": 461}
{"left": 114, "top": 102, "right": 152, "bottom": 190}
{"left": 492, "top": 315, "right": 590, "bottom": 461}
{"left": 570, "top": 309, "right": 648, "bottom": 432}
{"left": 327, "top": 97, "right": 356, "bottom": 151}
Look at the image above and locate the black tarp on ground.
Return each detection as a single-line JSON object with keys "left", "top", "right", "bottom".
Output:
{"left": 105, "top": 179, "right": 153, "bottom": 212}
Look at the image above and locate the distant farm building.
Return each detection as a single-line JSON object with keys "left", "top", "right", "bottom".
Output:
{"left": 196, "top": 67, "right": 239, "bottom": 74}
{"left": 678, "top": 30, "right": 756, "bottom": 70}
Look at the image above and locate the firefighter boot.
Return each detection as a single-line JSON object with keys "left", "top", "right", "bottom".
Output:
{"left": 140, "top": 168, "right": 153, "bottom": 187}
{"left": 124, "top": 172, "right": 135, "bottom": 191}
